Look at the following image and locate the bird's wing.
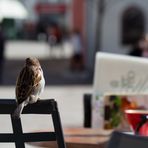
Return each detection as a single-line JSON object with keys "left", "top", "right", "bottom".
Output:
{"left": 16, "top": 66, "right": 41, "bottom": 104}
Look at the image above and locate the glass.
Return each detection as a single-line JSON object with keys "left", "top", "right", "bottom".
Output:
{"left": 125, "top": 109, "right": 148, "bottom": 135}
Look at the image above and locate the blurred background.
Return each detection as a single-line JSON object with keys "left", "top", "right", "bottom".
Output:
{"left": 0, "top": 0, "right": 147, "bottom": 86}
{"left": 0, "top": 0, "right": 148, "bottom": 133}
{"left": 0, "top": 0, "right": 92, "bottom": 86}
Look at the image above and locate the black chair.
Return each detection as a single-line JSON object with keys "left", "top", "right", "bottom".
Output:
{"left": 0, "top": 99, "right": 66, "bottom": 148}
{"left": 107, "top": 131, "right": 148, "bottom": 148}
{"left": 83, "top": 93, "right": 92, "bottom": 128}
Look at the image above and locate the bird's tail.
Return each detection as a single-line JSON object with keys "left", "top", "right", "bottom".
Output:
{"left": 12, "top": 102, "right": 25, "bottom": 119}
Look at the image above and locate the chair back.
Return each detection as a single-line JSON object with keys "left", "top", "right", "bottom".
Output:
{"left": 0, "top": 99, "right": 66, "bottom": 148}
{"left": 107, "top": 131, "right": 148, "bottom": 148}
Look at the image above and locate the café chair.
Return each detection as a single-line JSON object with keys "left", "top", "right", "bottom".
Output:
{"left": 107, "top": 131, "right": 148, "bottom": 148}
{"left": 84, "top": 52, "right": 148, "bottom": 128}
{"left": 0, "top": 99, "right": 66, "bottom": 148}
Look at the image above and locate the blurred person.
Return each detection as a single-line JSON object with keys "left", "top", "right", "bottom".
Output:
{"left": 129, "top": 34, "right": 148, "bottom": 57}
{"left": 0, "top": 24, "right": 5, "bottom": 84}
{"left": 129, "top": 40, "right": 143, "bottom": 57}
{"left": 47, "top": 26, "right": 57, "bottom": 47}
{"left": 139, "top": 34, "right": 148, "bottom": 57}
{"left": 47, "top": 24, "right": 63, "bottom": 58}
{"left": 69, "top": 29, "right": 84, "bottom": 71}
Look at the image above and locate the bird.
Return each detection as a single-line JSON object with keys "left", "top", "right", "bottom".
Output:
{"left": 13, "top": 57, "right": 45, "bottom": 118}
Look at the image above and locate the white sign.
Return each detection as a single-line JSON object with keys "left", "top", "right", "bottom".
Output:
{"left": 92, "top": 52, "right": 148, "bottom": 128}
{"left": 93, "top": 52, "right": 148, "bottom": 94}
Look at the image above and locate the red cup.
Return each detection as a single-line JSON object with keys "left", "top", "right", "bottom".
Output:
{"left": 125, "top": 109, "right": 148, "bottom": 134}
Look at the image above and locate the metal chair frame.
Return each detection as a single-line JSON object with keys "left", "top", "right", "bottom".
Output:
{"left": 0, "top": 99, "right": 66, "bottom": 148}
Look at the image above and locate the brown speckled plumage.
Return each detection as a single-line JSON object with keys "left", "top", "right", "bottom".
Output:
{"left": 13, "top": 57, "right": 45, "bottom": 118}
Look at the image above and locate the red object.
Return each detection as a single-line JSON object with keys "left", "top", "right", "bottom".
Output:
{"left": 139, "top": 122, "right": 148, "bottom": 136}
{"left": 125, "top": 110, "right": 148, "bottom": 133}
{"left": 35, "top": 3, "right": 67, "bottom": 13}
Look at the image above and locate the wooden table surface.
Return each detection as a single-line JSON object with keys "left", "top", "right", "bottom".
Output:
{"left": 28, "top": 128, "right": 113, "bottom": 148}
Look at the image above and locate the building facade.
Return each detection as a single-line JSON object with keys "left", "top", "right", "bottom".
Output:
{"left": 85, "top": 0, "right": 148, "bottom": 69}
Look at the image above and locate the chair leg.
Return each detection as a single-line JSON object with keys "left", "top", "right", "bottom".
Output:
{"left": 11, "top": 115, "right": 25, "bottom": 148}
{"left": 52, "top": 102, "right": 66, "bottom": 148}
{"left": 83, "top": 94, "right": 92, "bottom": 128}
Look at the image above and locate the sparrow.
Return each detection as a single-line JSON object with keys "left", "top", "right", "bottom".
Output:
{"left": 13, "top": 57, "right": 45, "bottom": 118}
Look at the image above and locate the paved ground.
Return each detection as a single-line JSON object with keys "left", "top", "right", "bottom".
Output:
{"left": 2, "top": 58, "right": 92, "bottom": 85}
{"left": 0, "top": 85, "right": 92, "bottom": 148}
{"left": 0, "top": 41, "right": 93, "bottom": 147}
{"left": 0, "top": 85, "right": 92, "bottom": 128}
{"left": 1, "top": 41, "right": 93, "bottom": 85}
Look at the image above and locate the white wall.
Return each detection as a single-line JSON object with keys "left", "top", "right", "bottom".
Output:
{"left": 101, "top": 0, "right": 148, "bottom": 55}
{"left": 21, "top": 0, "right": 38, "bottom": 22}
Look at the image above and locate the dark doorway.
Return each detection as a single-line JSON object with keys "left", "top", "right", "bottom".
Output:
{"left": 121, "top": 6, "right": 145, "bottom": 45}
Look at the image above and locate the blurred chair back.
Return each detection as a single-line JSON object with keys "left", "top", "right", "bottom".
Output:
{"left": 107, "top": 131, "right": 148, "bottom": 148}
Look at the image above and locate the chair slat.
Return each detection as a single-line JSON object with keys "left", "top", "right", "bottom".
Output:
{"left": 23, "top": 132, "right": 56, "bottom": 142}
{"left": 0, "top": 134, "right": 15, "bottom": 142}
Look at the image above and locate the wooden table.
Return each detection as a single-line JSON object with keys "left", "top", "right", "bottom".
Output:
{"left": 28, "top": 128, "right": 112, "bottom": 148}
